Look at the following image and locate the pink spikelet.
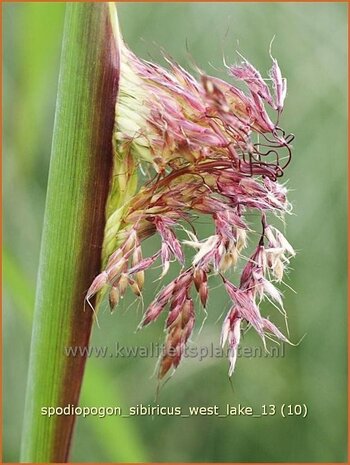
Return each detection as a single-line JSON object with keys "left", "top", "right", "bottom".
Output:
{"left": 86, "top": 42, "right": 296, "bottom": 380}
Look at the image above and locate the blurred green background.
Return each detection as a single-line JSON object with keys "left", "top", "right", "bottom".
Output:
{"left": 3, "top": 2, "right": 347, "bottom": 462}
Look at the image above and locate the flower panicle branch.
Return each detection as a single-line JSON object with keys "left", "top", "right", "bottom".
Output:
{"left": 86, "top": 41, "right": 295, "bottom": 379}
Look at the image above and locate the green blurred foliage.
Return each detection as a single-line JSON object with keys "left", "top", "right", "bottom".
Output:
{"left": 3, "top": 2, "right": 347, "bottom": 462}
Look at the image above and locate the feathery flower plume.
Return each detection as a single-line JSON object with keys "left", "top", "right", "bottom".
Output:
{"left": 86, "top": 39, "right": 295, "bottom": 380}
